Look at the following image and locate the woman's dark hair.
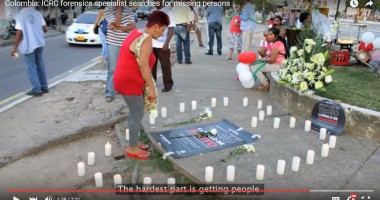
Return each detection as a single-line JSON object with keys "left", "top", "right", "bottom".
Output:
{"left": 146, "top": 11, "right": 170, "bottom": 28}
{"left": 299, "top": 12, "right": 310, "bottom": 23}
{"left": 274, "top": 15, "right": 282, "bottom": 21}
{"left": 268, "top": 27, "right": 289, "bottom": 58}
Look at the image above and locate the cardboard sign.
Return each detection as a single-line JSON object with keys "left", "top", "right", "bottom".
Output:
{"left": 311, "top": 100, "right": 346, "bottom": 135}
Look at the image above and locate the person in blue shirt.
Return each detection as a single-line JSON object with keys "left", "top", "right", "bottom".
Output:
{"left": 240, "top": 0, "right": 256, "bottom": 52}
{"left": 205, "top": 1, "right": 224, "bottom": 56}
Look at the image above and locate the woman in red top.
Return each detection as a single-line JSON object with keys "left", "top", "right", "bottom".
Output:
{"left": 227, "top": 3, "right": 243, "bottom": 60}
{"left": 114, "top": 11, "right": 170, "bottom": 160}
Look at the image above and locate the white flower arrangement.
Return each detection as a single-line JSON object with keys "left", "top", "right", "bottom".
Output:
{"left": 279, "top": 38, "right": 335, "bottom": 93}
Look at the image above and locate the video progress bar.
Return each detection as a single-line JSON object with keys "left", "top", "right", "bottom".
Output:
{"left": 310, "top": 190, "right": 374, "bottom": 193}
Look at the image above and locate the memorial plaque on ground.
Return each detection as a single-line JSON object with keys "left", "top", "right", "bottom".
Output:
{"left": 151, "top": 119, "right": 257, "bottom": 158}
{"left": 311, "top": 100, "right": 346, "bottom": 135}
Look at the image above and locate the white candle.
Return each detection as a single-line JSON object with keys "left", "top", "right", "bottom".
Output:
{"left": 291, "top": 156, "right": 300, "bottom": 172}
{"left": 167, "top": 177, "right": 176, "bottom": 186}
{"left": 256, "top": 165, "right": 265, "bottom": 180}
{"left": 277, "top": 160, "right": 286, "bottom": 175}
{"left": 211, "top": 98, "right": 217, "bottom": 107}
{"left": 223, "top": 97, "right": 229, "bottom": 106}
{"left": 259, "top": 111, "right": 265, "bottom": 121}
{"left": 329, "top": 135, "right": 337, "bottom": 148}
{"left": 306, "top": 150, "right": 315, "bottom": 165}
{"left": 149, "top": 114, "right": 155, "bottom": 125}
{"left": 191, "top": 101, "right": 197, "bottom": 110}
{"left": 94, "top": 172, "right": 103, "bottom": 188}
{"left": 251, "top": 116, "right": 258, "bottom": 128}
{"left": 321, "top": 144, "right": 329, "bottom": 157}
{"left": 205, "top": 166, "right": 213, "bottom": 182}
{"left": 77, "top": 162, "right": 85, "bottom": 176}
{"left": 105, "top": 142, "right": 112, "bottom": 156}
{"left": 273, "top": 117, "right": 280, "bottom": 129}
{"left": 243, "top": 97, "right": 248, "bottom": 107}
{"left": 266, "top": 105, "right": 272, "bottom": 116}
{"left": 143, "top": 177, "right": 152, "bottom": 186}
{"left": 289, "top": 116, "right": 296, "bottom": 128}
{"left": 180, "top": 103, "right": 185, "bottom": 112}
{"left": 319, "top": 128, "right": 327, "bottom": 140}
{"left": 226, "top": 165, "right": 235, "bottom": 182}
{"left": 125, "top": 129, "right": 129, "bottom": 140}
{"left": 113, "top": 174, "right": 122, "bottom": 187}
{"left": 161, "top": 107, "right": 167, "bottom": 118}
{"left": 88, "top": 152, "right": 95, "bottom": 165}
{"left": 304, "top": 120, "right": 311, "bottom": 132}
{"left": 257, "top": 99, "right": 263, "bottom": 109}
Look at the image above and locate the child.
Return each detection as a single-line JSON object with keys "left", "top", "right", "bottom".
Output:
{"left": 227, "top": 3, "right": 243, "bottom": 60}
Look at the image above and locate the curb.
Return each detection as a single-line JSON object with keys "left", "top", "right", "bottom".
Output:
{"left": 0, "top": 30, "right": 65, "bottom": 47}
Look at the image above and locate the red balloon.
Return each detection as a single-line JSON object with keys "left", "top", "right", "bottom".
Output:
{"left": 238, "top": 52, "right": 257, "bottom": 64}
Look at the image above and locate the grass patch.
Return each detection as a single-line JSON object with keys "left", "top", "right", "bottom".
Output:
{"left": 315, "top": 66, "right": 380, "bottom": 111}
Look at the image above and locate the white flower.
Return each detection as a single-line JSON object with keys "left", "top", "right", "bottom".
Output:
{"left": 150, "top": 110, "right": 158, "bottom": 118}
{"left": 308, "top": 72, "right": 316, "bottom": 81}
{"left": 300, "top": 81, "right": 308, "bottom": 91}
{"left": 297, "top": 49, "right": 304, "bottom": 57}
{"left": 204, "top": 108, "right": 212, "bottom": 118}
{"left": 315, "top": 81, "right": 324, "bottom": 89}
{"left": 310, "top": 53, "right": 325, "bottom": 66}
{"left": 291, "top": 74, "right": 300, "bottom": 84}
{"left": 305, "top": 39, "right": 316, "bottom": 46}
{"left": 325, "top": 75, "right": 333, "bottom": 83}
{"left": 305, "top": 63, "right": 315, "bottom": 70}
{"left": 290, "top": 46, "right": 298, "bottom": 53}
{"left": 210, "top": 128, "right": 218, "bottom": 135}
{"left": 242, "top": 144, "right": 256, "bottom": 153}
{"left": 305, "top": 46, "right": 312, "bottom": 53}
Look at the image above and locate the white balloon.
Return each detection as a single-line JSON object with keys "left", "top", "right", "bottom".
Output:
{"left": 373, "top": 37, "right": 380, "bottom": 49}
{"left": 239, "top": 70, "right": 253, "bottom": 83}
{"left": 361, "top": 32, "right": 375, "bottom": 44}
{"left": 236, "top": 63, "right": 250, "bottom": 74}
{"left": 241, "top": 79, "right": 256, "bottom": 88}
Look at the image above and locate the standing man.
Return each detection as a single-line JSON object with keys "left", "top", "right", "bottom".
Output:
{"left": 11, "top": 6, "right": 49, "bottom": 96}
{"left": 152, "top": 0, "right": 175, "bottom": 92}
{"left": 205, "top": 0, "right": 224, "bottom": 56}
{"left": 172, "top": 0, "right": 193, "bottom": 64}
{"left": 104, "top": 6, "right": 136, "bottom": 102}
{"left": 240, "top": 0, "right": 256, "bottom": 52}
{"left": 190, "top": 0, "right": 204, "bottom": 47}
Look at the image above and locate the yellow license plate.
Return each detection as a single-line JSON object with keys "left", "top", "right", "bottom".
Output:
{"left": 76, "top": 36, "right": 85, "bottom": 41}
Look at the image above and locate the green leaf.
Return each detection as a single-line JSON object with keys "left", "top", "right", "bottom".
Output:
{"left": 325, "top": 69, "right": 335, "bottom": 76}
{"left": 318, "top": 88, "right": 327, "bottom": 92}
{"left": 279, "top": 80, "right": 290, "bottom": 85}
{"left": 294, "top": 84, "right": 300, "bottom": 89}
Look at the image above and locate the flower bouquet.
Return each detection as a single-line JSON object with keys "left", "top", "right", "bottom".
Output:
{"left": 278, "top": 38, "right": 335, "bottom": 93}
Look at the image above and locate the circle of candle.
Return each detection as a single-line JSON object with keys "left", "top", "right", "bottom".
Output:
{"left": 94, "top": 172, "right": 103, "bottom": 188}
{"left": 243, "top": 97, "right": 248, "bottom": 107}
{"left": 87, "top": 152, "right": 95, "bottom": 165}
{"left": 105, "top": 142, "right": 112, "bottom": 156}
{"left": 321, "top": 144, "right": 329, "bottom": 157}
{"left": 291, "top": 156, "right": 300, "bottom": 172}
{"left": 319, "top": 128, "right": 327, "bottom": 140}
{"left": 211, "top": 98, "right": 217, "bottom": 107}
{"left": 113, "top": 174, "right": 122, "bottom": 187}
{"left": 306, "top": 150, "right": 315, "bottom": 165}
{"left": 277, "top": 160, "right": 286, "bottom": 175}
{"left": 223, "top": 97, "right": 229, "bottom": 106}
{"left": 329, "top": 135, "right": 337, "bottom": 148}
{"left": 149, "top": 114, "right": 155, "bottom": 125}
{"left": 205, "top": 166, "right": 213, "bottom": 182}
{"left": 226, "top": 165, "right": 235, "bottom": 182}
{"left": 256, "top": 165, "right": 265, "bottom": 180}
{"left": 289, "top": 116, "right": 296, "bottom": 128}
{"left": 77, "top": 162, "right": 85, "bottom": 176}
{"left": 258, "top": 111, "right": 265, "bottom": 121}
{"left": 125, "top": 129, "right": 129, "bottom": 141}
{"left": 266, "top": 105, "right": 272, "bottom": 116}
{"left": 251, "top": 116, "right": 258, "bottom": 128}
{"left": 191, "top": 101, "right": 197, "bottom": 110}
{"left": 180, "top": 103, "right": 185, "bottom": 112}
{"left": 143, "top": 177, "right": 152, "bottom": 186}
{"left": 304, "top": 120, "right": 311, "bottom": 132}
{"left": 161, "top": 107, "right": 167, "bottom": 118}
{"left": 273, "top": 117, "right": 280, "bottom": 129}
{"left": 257, "top": 99, "right": 263, "bottom": 109}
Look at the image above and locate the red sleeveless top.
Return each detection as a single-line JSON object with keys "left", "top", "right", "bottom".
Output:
{"left": 114, "top": 29, "right": 156, "bottom": 95}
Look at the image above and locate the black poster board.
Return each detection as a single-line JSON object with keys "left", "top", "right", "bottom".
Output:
{"left": 311, "top": 100, "right": 346, "bottom": 135}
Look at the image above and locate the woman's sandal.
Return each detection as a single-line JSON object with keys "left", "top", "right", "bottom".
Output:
{"left": 126, "top": 143, "right": 150, "bottom": 150}
{"left": 126, "top": 151, "right": 150, "bottom": 160}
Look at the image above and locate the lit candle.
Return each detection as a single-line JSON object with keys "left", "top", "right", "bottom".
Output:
{"left": 226, "top": 165, "right": 235, "bottom": 182}
{"left": 88, "top": 152, "right": 95, "bottom": 165}
{"left": 243, "top": 97, "right": 248, "bottom": 107}
{"left": 256, "top": 165, "right": 265, "bottom": 180}
{"left": 321, "top": 144, "right": 329, "bottom": 157}
{"left": 291, "top": 156, "right": 300, "bottom": 172}
{"left": 306, "top": 150, "right": 315, "bottom": 165}
{"left": 211, "top": 98, "right": 217, "bottom": 107}
{"left": 266, "top": 105, "right": 272, "bottom": 116}
{"left": 94, "top": 172, "right": 103, "bottom": 188}
{"left": 329, "top": 135, "right": 337, "bottom": 148}
{"left": 259, "top": 111, "right": 265, "bottom": 121}
{"left": 304, "top": 120, "right": 311, "bottom": 132}
{"left": 319, "top": 128, "right": 327, "bottom": 140}
{"left": 143, "top": 177, "right": 152, "bottom": 186}
{"left": 277, "top": 160, "right": 286, "bottom": 175}
{"left": 149, "top": 114, "right": 155, "bottom": 125}
{"left": 77, "top": 162, "right": 85, "bottom": 176}
{"left": 257, "top": 99, "right": 263, "bottom": 109}
{"left": 113, "top": 174, "right": 122, "bottom": 187}
{"left": 223, "top": 97, "right": 229, "bottom": 106}
{"left": 191, "top": 101, "right": 197, "bottom": 110}
{"left": 125, "top": 129, "right": 129, "bottom": 140}
{"left": 289, "top": 116, "right": 296, "bottom": 128}
{"left": 105, "top": 142, "right": 112, "bottom": 156}
{"left": 251, "top": 116, "right": 257, "bottom": 128}
{"left": 273, "top": 117, "right": 280, "bottom": 129}
{"left": 205, "top": 166, "right": 213, "bottom": 182}
{"left": 180, "top": 103, "right": 185, "bottom": 112}
{"left": 167, "top": 177, "right": 176, "bottom": 186}
{"left": 161, "top": 107, "right": 167, "bottom": 118}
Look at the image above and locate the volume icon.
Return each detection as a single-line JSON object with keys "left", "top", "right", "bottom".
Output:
{"left": 45, "top": 197, "right": 53, "bottom": 200}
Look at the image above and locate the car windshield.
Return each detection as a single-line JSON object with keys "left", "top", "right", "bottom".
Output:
{"left": 75, "top": 13, "right": 97, "bottom": 24}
